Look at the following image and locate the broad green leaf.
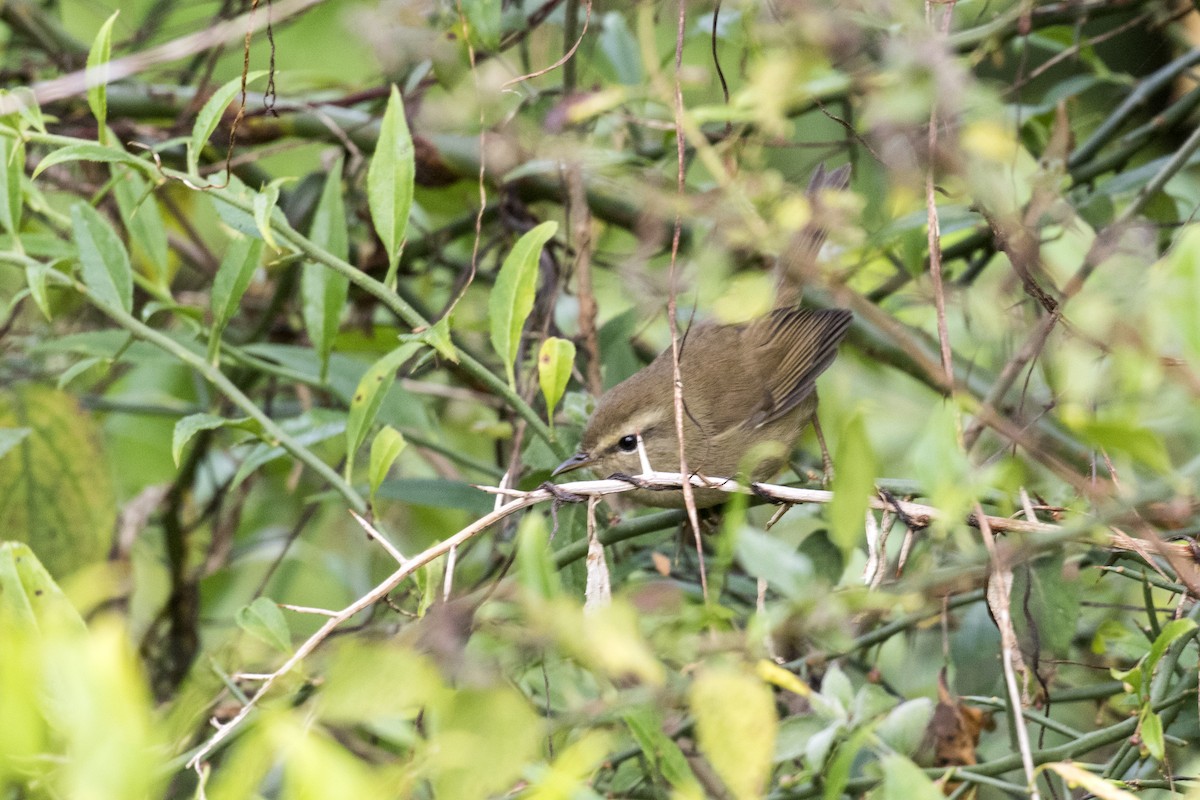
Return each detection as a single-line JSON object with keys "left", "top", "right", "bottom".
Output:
{"left": 875, "top": 698, "right": 935, "bottom": 757}
{"left": 1140, "top": 707, "right": 1165, "bottom": 760}
{"left": 413, "top": 315, "right": 458, "bottom": 363}
{"left": 537, "top": 336, "right": 575, "bottom": 425}
{"left": 0, "top": 427, "right": 31, "bottom": 461}
{"left": 367, "top": 85, "right": 414, "bottom": 287}
{"left": 56, "top": 357, "right": 102, "bottom": 389}
{"left": 236, "top": 597, "right": 291, "bottom": 652}
{"left": 0, "top": 385, "right": 115, "bottom": 577}
{"left": 489, "top": 221, "right": 557, "bottom": 388}
{"left": 187, "top": 71, "right": 267, "bottom": 176}
{"left": 735, "top": 525, "right": 813, "bottom": 599}
{"left": 24, "top": 261, "right": 52, "bottom": 320}
{"left": 111, "top": 167, "right": 169, "bottom": 293}
{"left": 31, "top": 143, "right": 145, "bottom": 179}
{"left": 345, "top": 343, "right": 421, "bottom": 480}
{"left": 301, "top": 158, "right": 349, "bottom": 381}
{"left": 873, "top": 754, "right": 943, "bottom": 800}
{"left": 623, "top": 709, "right": 703, "bottom": 797}
{"left": 172, "top": 412, "right": 252, "bottom": 466}
{"left": 208, "top": 235, "right": 264, "bottom": 364}
{"left": 689, "top": 666, "right": 777, "bottom": 800}
{"left": 524, "top": 731, "right": 613, "bottom": 800}
{"left": 1075, "top": 417, "right": 1171, "bottom": 474}
{"left": 0, "top": 134, "right": 23, "bottom": 236}
{"left": 71, "top": 203, "right": 132, "bottom": 313}
{"left": 368, "top": 426, "right": 406, "bottom": 505}
{"left": 86, "top": 12, "right": 119, "bottom": 144}
{"left": 320, "top": 640, "right": 446, "bottom": 723}
{"left": 828, "top": 411, "right": 876, "bottom": 553}
{"left": 1144, "top": 617, "right": 1197, "bottom": 682}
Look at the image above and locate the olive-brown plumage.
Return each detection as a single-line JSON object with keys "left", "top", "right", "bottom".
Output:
{"left": 554, "top": 307, "right": 852, "bottom": 507}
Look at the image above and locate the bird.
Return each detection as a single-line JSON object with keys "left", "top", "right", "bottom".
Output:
{"left": 552, "top": 306, "right": 852, "bottom": 507}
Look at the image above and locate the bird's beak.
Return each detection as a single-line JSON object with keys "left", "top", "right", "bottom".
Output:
{"left": 552, "top": 452, "right": 594, "bottom": 477}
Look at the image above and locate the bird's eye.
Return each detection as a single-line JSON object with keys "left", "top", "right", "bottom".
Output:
{"left": 617, "top": 434, "right": 638, "bottom": 453}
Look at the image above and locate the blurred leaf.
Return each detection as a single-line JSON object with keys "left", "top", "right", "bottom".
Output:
{"left": 774, "top": 715, "right": 826, "bottom": 763}
{"left": 690, "top": 666, "right": 777, "bottom": 800}
{"left": 320, "top": 640, "right": 446, "bottom": 723}
{"left": 367, "top": 85, "right": 414, "bottom": 286}
{"left": 0, "top": 385, "right": 115, "bottom": 577}
{"left": 1073, "top": 417, "right": 1171, "bottom": 473}
{"left": 875, "top": 698, "right": 934, "bottom": 757}
{"left": 368, "top": 426, "right": 406, "bottom": 505}
{"left": 524, "top": 731, "right": 612, "bottom": 800}
{"left": 232, "top": 410, "right": 346, "bottom": 489}
{"left": 460, "top": 0, "right": 501, "bottom": 50}
{"left": 85, "top": 12, "right": 118, "bottom": 144}
{"left": 1144, "top": 618, "right": 1197, "bottom": 686}
{"left": 301, "top": 157, "right": 349, "bottom": 381}
{"left": 208, "top": 235, "right": 264, "bottom": 363}
{"left": 735, "top": 526, "right": 813, "bottom": 599}
{"left": 425, "top": 687, "right": 542, "bottom": 800}
{"left": 872, "top": 754, "right": 942, "bottom": 800}
{"left": 0, "top": 427, "right": 31, "bottom": 460}
{"left": 1140, "top": 707, "right": 1164, "bottom": 761}
{"left": 829, "top": 412, "right": 876, "bottom": 553}
{"left": 516, "top": 512, "right": 558, "bottom": 599}
{"left": 1044, "top": 762, "right": 1138, "bottom": 800}
{"left": 187, "top": 71, "right": 267, "bottom": 175}
{"left": 374, "top": 478, "right": 494, "bottom": 514}
{"left": 345, "top": 342, "right": 421, "bottom": 481}
{"left": 490, "top": 221, "right": 557, "bottom": 388}
{"left": 236, "top": 597, "right": 291, "bottom": 653}
{"left": 624, "top": 708, "right": 703, "bottom": 797}
{"left": 71, "top": 202, "right": 132, "bottom": 313}
{"left": 0, "top": 542, "right": 87, "bottom": 633}
{"left": 538, "top": 336, "right": 575, "bottom": 426}
{"left": 111, "top": 167, "right": 169, "bottom": 293}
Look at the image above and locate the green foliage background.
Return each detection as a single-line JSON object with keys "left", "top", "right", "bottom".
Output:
{"left": 2, "top": 0, "right": 1200, "bottom": 797}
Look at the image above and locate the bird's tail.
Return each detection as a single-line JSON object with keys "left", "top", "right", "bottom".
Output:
{"left": 774, "top": 163, "right": 852, "bottom": 308}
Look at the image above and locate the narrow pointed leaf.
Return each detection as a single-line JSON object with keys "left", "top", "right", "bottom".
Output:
{"left": 173, "top": 413, "right": 251, "bottom": 467}
{"left": 345, "top": 343, "right": 421, "bottom": 480}
{"left": 301, "top": 158, "right": 349, "bottom": 381}
{"left": 86, "top": 12, "right": 119, "bottom": 144}
{"left": 490, "top": 221, "right": 557, "bottom": 388}
{"left": 31, "top": 143, "right": 144, "bottom": 180}
{"left": 0, "top": 134, "right": 24, "bottom": 236}
{"left": 366, "top": 85, "right": 414, "bottom": 286}
{"left": 209, "top": 235, "right": 264, "bottom": 364}
{"left": 187, "top": 71, "right": 267, "bottom": 176}
{"left": 111, "top": 167, "right": 169, "bottom": 292}
{"left": 71, "top": 203, "right": 132, "bottom": 313}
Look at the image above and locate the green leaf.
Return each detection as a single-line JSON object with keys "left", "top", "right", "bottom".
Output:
{"left": 828, "top": 412, "right": 877, "bottom": 553}
{"left": 367, "top": 85, "right": 415, "bottom": 287}
{"left": 1012, "top": 555, "right": 1082, "bottom": 658}
{"left": 689, "top": 666, "right": 777, "bottom": 800}
{"left": 345, "top": 343, "right": 421, "bottom": 480}
{"left": 31, "top": 143, "right": 145, "bottom": 180}
{"left": 624, "top": 709, "right": 703, "bottom": 796}
{"left": 208, "top": 235, "right": 264, "bottom": 364}
{"left": 515, "top": 512, "right": 559, "bottom": 599}
{"left": 460, "top": 0, "right": 501, "bottom": 50}
{"left": 111, "top": 167, "right": 169, "bottom": 293}
{"left": 172, "top": 412, "right": 252, "bottom": 466}
{"left": 1144, "top": 617, "right": 1197, "bottom": 682}
{"left": 874, "top": 698, "right": 934, "bottom": 757}
{"left": 874, "top": 754, "right": 943, "bottom": 800}
{"left": 86, "top": 12, "right": 119, "bottom": 145}
{"left": 537, "top": 336, "right": 575, "bottom": 425}
{"left": 426, "top": 687, "right": 543, "bottom": 800}
{"left": 56, "top": 357, "right": 102, "bottom": 390}
{"left": 231, "top": 411, "right": 344, "bottom": 490}
{"left": 0, "top": 542, "right": 87, "bottom": 634}
{"left": 734, "top": 525, "right": 813, "bottom": 600}
{"left": 236, "top": 597, "right": 291, "bottom": 652}
{"left": 0, "top": 427, "right": 31, "bottom": 461}
{"left": 368, "top": 426, "right": 406, "bottom": 505}
{"left": 1141, "top": 707, "right": 1165, "bottom": 761}
{"left": 1075, "top": 417, "right": 1171, "bottom": 474}
{"left": 0, "top": 385, "right": 116, "bottom": 577}
{"left": 301, "top": 158, "right": 349, "bottom": 382}
{"left": 24, "top": 261, "right": 52, "bottom": 320}
{"left": 252, "top": 177, "right": 290, "bottom": 250}
{"left": 71, "top": 202, "right": 132, "bottom": 313}
{"left": 489, "top": 221, "right": 557, "bottom": 388}
{"left": 187, "top": 71, "right": 267, "bottom": 176}
{"left": 0, "top": 134, "right": 23, "bottom": 236}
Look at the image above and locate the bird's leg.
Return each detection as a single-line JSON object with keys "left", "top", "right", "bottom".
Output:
{"left": 538, "top": 482, "right": 587, "bottom": 504}
{"left": 813, "top": 415, "right": 834, "bottom": 486}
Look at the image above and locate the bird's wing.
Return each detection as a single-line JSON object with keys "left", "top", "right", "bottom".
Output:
{"left": 744, "top": 307, "right": 852, "bottom": 428}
